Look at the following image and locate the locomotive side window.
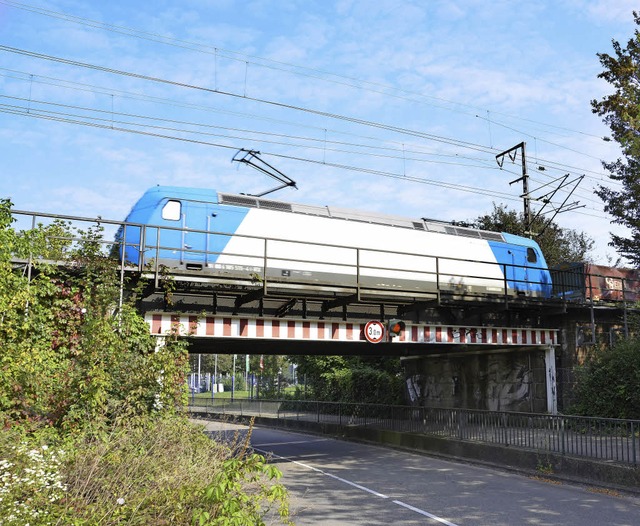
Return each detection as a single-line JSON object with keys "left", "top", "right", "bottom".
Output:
{"left": 162, "top": 200, "right": 181, "bottom": 221}
{"left": 527, "top": 247, "right": 537, "bottom": 263}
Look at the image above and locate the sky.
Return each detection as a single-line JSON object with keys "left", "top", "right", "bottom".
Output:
{"left": 1, "top": 0, "right": 638, "bottom": 264}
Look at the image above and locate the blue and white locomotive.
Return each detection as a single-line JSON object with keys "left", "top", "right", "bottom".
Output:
{"left": 117, "top": 186, "right": 552, "bottom": 298}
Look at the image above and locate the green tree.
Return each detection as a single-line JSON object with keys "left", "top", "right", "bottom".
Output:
{"left": 0, "top": 201, "right": 291, "bottom": 525}
{"left": 592, "top": 12, "right": 640, "bottom": 265}
{"left": 469, "top": 204, "right": 593, "bottom": 266}
{"left": 293, "top": 354, "right": 404, "bottom": 404}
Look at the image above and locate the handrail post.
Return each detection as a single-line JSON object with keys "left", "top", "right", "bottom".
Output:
{"left": 632, "top": 422, "right": 637, "bottom": 466}
{"left": 356, "top": 248, "right": 361, "bottom": 302}
{"left": 435, "top": 257, "right": 441, "bottom": 303}
{"left": 262, "top": 238, "right": 268, "bottom": 295}
{"left": 503, "top": 263, "right": 509, "bottom": 307}
{"left": 153, "top": 227, "right": 160, "bottom": 288}
{"left": 622, "top": 278, "right": 629, "bottom": 337}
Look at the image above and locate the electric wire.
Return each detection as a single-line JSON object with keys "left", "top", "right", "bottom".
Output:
{"left": 8, "top": 66, "right": 611, "bottom": 188}
{"left": 0, "top": 100, "right": 611, "bottom": 221}
{"left": 0, "top": 45, "right": 614, "bottom": 186}
{"left": 0, "top": 0, "right": 611, "bottom": 144}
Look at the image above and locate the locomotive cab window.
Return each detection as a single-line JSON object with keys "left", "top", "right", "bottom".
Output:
{"left": 527, "top": 247, "right": 537, "bottom": 263}
{"left": 162, "top": 200, "right": 181, "bottom": 221}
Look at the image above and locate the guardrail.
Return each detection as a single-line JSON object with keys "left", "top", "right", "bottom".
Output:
{"left": 189, "top": 398, "right": 640, "bottom": 467}
{"left": 5, "top": 208, "right": 615, "bottom": 305}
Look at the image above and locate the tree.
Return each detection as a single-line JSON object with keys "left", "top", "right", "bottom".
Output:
{"left": 469, "top": 204, "right": 593, "bottom": 266}
{"left": 293, "top": 354, "right": 405, "bottom": 404}
{"left": 0, "top": 201, "right": 292, "bottom": 525}
{"left": 592, "top": 12, "right": 640, "bottom": 265}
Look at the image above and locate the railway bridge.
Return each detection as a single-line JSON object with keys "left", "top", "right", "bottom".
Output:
{"left": 10, "top": 208, "right": 636, "bottom": 416}
{"left": 139, "top": 265, "right": 627, "bottom": 417}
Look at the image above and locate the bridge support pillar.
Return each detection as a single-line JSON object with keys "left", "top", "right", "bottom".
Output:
{"left": 545, "top": 345, "right": 557, "bottom": 415}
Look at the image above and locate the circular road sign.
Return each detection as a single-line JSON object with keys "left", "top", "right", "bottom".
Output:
{"left": 364, "top": 320, "right": 385, "bottom": 344}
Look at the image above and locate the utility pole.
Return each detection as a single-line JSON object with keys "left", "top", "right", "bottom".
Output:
{"left": 496, "top": 142, "right": 531, "bottom": 238}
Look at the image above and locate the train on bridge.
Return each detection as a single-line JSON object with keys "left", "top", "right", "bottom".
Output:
{"left": 111, "top": 185, "right": 640, "bottom": 304}
{"left": 115, "top": 186, "right": 553, "bottom": 300}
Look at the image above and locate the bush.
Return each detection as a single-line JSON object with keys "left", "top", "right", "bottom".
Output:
{"left": 0, "top": 415, "right": 291, "bottom": 525}
{"left": 318, "top": 365, "right": 404, "bottom": 405}
{"left": 570, "top": 338, "right": 640, "bottom": 419}
{"left": 0, "top": 201, "right": 291, "bottom": 525}
{"left": 221, "top": 375, "right": 246, "bottom": 393}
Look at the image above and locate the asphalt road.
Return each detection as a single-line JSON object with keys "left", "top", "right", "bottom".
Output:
{"left": 194, "top": 419, "right": 640, "bottom": 526}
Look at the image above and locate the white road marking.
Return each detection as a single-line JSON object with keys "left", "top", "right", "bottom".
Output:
{"left": 253, "top": 446, "right": 460, "bottom": 525}
{"left": 393, "top": 500, "right": 460, "bottom": 526}
{"left": 254, "top": 438, "right": 329, "bottom": 447}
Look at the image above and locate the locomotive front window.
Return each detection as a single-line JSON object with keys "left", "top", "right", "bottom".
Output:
{"left": 527, "top": 247, "right": 537, "bottom": 263}
{"left": 162, "top": 200, "right": 181, "bottom": 221}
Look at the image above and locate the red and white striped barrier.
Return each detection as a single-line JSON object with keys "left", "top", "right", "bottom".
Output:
{"left": 146, "top": 313, "right": 557, "bottom": 346}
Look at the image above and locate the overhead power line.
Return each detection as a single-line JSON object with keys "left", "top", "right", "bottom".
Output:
{"left": 0, "top": 0, "right": 611, "bottom": 144}
{"left": 0, "top": 44, "right": 615, "bottom": 220}
{"left": 2, "top": 66, "right": 614, "bottom": 188}
{"left": 0, "top": 98, "right": 611, "bottom": 221}
{"left": 0, "top": 45, "right": 498, "bottom": 156}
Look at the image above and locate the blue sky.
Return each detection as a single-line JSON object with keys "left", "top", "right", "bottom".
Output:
{"left": 1, "top": 0, "right": 638, "bottom": 263}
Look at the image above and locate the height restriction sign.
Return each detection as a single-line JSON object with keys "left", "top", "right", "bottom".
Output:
{"left": 364, "top": 320, "right": 385, "bottom": 344}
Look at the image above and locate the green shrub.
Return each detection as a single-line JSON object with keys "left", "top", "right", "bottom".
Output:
{"left": 318, "top": 365, "right": 404, "bottom": 405}
{"left": 570, "top": 338, "right": 640, "bottom": 419}
{"left": 0, "top": 415, "right": 291, "bottom": 525}
{"left": 0, "top": 200, "right": 291, "bottom": 525}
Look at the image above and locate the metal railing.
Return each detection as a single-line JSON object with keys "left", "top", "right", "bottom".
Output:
{"left": 10, "top": 208, "right": 640, "bottom": 309}
{"left": 189, "top": 398, "right": 640, "bottom": 467}
{"left": 7, "top": 208, "right": 565, "bottom": 305}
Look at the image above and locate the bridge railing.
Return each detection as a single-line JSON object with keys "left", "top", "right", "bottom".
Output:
{"left": 188, "top": 398, "right": 640, "bottom": 466}
{"left": 10, "top": 208, "right": 640, "bottom": 306}
{"left": 10, "top": 208, "right": 553, "bottom": 303}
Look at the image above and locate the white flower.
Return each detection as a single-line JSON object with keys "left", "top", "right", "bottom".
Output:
{"left": 117, "top": 497, "right": 125, "bottom": 505}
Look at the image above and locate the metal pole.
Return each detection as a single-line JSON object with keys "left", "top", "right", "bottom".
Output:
{"left": 545, "top": 345, "right": 558, "bottom": 415}
{"left": 496, "top": 142, "right": 531, "bottom": 237}
{"left": 232, "top": 354, "right": 236, "bottom": 401}
{"left": 198, "top": 353, "right": 201, "bottom": 394}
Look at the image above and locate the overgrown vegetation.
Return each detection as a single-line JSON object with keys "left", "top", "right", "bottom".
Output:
{"left": 570, "top": 337, "right": 640, "bottom": 419}
{"left": 293, "top": 355, "right": 405, "bottom": 405}
{"left": 564, "top": 11, "right": 640, "bottom": 421}
{"left": 0, "top": 200, "right": 291, "bottom": 525}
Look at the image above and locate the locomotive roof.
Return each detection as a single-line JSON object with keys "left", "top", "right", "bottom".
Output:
{"left": 218, "top": 192, "right": 505, "bottom": 243}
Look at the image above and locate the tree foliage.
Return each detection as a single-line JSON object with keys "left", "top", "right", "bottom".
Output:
{"left": 0, "top": 201, "right": 189, "bottom": 429}
{"left": 570, "top": 338, "right": 640, "bottom": 419}
{"left": 592, "top": 12, "right": 640, "bottom": 265}
{"left": 0, "top": 201, "right": 291, "bottom": 525}
{"left": 469, "top": 203, "right": 593, "bottom": 266}
{"left": 294, "top": 354, "right": 405, "bottom": 404}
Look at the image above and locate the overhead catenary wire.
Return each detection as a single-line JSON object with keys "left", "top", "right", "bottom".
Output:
{"left": 1, "top": 66, "right": 616, "bottom": 189}
{"left": 0, "top": 0, "right": 612, "bottom": 145}
{"left": 0, "top": 99, "right": 611, "bottom": 221}
{"left": 0, "top": 35, "right": 619, "bottom": 226}
{"left": 0, "top": 46, "right": 615, "bottom": 191}
{"left": 0, "top": 94, "right": 500, "bottom": 170}
{"left": 0, "top": 91, "right": 608, "bottom": 210}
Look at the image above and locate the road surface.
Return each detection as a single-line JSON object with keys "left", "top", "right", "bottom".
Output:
{"left": 194, "top": 418, "right": 640, "bottom": 525}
